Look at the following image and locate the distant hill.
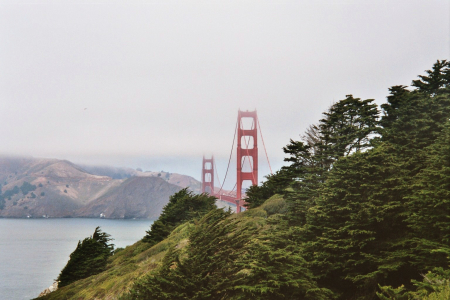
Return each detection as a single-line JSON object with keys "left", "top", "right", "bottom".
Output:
{"left": 136, "top": 171, "right": 201, "bottom": 194}
{"left": 76, "top": 177, "right": 182, "bottom": 219}
{"left": 76, "top": 166, "right": 202, "bottom": 194}
{"left": 76, "top": 164, "right": 137, "bottom": 179}
{"left": 0, "top": 156, "right": 202, "bottom": 218}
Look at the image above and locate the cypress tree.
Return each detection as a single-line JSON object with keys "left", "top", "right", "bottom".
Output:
{"left": 143, "top": 188, "right": 216, "bottom": 245}
{"left": 404, "top": 120, "right": 450, "bottom": 268}
{"left": 411, "top": 59, "right": 450, "bottom": 95}
{"left": 57, "top": 227, "right": 114, "bottom": 287}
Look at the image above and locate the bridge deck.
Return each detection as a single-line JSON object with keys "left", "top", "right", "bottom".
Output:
{"left": 212, "top": 193, "right": 246, "bottom": 212}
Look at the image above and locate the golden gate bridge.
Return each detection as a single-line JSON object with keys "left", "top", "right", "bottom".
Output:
{"left": 201, "top": 110, "right": 272, "bottom": 213}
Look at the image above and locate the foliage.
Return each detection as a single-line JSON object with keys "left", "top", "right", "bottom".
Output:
{"left": 20, "top": 181, "right": 36, "bottom": 195}
{"left": 242, "top": 60, "right": 450, "bottom": 299}
{"left": 3, "top": 185, "right": 20, "bottom": 198}
{"left": 0, "top": 185, "right": 20, "bottom": 210}
{"left": 411, "top": 59, "right": 450, "bottom": 95}
{"left": 37, "top": 223, "right": 192, "bottom": 300}
{"left": 245, "top": 168, "right": 293, "bottom": 209}
{"left": 36, "top": 60, "right": 450, "bottom": 300}
{"left": 246, "top": 95, "right": 379, "bottom": 213}
{"left": 57, "top": 227, "right": 114, "bottom": 287}
{"left": 125, "top": 208, "right": 332, "bottom": 300}
{"left": 142, "top": 188, "right": 216, "bottom": 245}
{"left": 405, "top": 121, "right": 450, "bottom": 245}
{"left": 318, "top": 94, "right": 379, "bottom": 161}
{"left": 377, "top": 266, "right": 450, "bottom": 300}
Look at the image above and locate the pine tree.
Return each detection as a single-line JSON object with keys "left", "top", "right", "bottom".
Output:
{"left": 283, "top": 95, "right": 379, "bottom": 228}
{"left": 404, "top": 120, "right": 450, "bottom": 267}
{"left": 245, "top": 168, "right": 293, "bottom": 209}
{"left": 232, "top": 217, "right": 333, "bottom": 300}
{"left": 126, "top": 208, "right": 333, "bottom": 300}
{"left": 412, "top": 60, "right": 450, "bottom": 95}
{"left": 57, "top": 227, "right": 114, "bottom": 287}
{"left": 296, "top": 64, "right": 450, "bottom": 298}
{"left": 143, "top": 188, "right": 216, "bottom": 245}
{"left": 319, "top": 95, "right": 379, "bottom": 161}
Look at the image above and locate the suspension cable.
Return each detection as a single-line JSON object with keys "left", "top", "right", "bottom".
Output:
{"left": 228, "top": 182, "right": 237, "bottom": 195}
{"left": 257, "top": 118, "right": 273, "bottom": 174}
{"left": 218, "top": 118, "right": 238, "bottom": 195}
{"left": 213, "top": 159, "right": 221, "bottom": 195}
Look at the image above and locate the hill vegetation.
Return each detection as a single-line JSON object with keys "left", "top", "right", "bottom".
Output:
{"left": 38, "top": 60, "right": 450, "bottom": 299}
{"left": 57, "top": 227, "right": 115, "bottom": 287}
{"left": 142, "top": 188, "right": 217, "bottom": 246}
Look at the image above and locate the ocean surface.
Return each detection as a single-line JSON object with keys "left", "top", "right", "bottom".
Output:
{"left": 0, "top": 218, "right": 154, "bottom": 300}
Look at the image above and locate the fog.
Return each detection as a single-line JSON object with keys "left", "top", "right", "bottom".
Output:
{"left": 1, "top": 0, "right": 449, "bottom": 187}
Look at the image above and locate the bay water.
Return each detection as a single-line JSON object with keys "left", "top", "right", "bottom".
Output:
{"left": 0, "top": 218, "right": 153, "bottom": 300}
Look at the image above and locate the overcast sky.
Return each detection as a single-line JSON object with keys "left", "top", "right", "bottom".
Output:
{"left": 1, "top": 0, "right": 449, "bottom": 187}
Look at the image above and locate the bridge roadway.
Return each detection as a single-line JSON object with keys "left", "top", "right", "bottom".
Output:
{"left": 212, "top": 192, "right": 246, "bottom": 211}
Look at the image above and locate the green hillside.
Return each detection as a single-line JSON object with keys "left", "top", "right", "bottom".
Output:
{"left": 37, "top": 223, "right": 191, "bottom": 299}
{"left": 37, "top": 60, "right": 450, "bottom": 300}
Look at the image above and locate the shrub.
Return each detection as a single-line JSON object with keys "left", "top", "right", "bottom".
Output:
{"left": 20, "top": 181, "right": 36, "bottom": 195}
{"left": 142, "top": 188, "right": 216, "bottom": 245}
{"left": 57, "top": 227, "right": 114, "bottom": 287}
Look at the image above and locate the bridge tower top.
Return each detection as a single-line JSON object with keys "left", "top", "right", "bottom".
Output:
{"left": 201, "top": 156, "right": 214, "bottom": 195}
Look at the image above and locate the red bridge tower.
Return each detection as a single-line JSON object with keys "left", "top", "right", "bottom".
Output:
{"left": 236, "top": 110, "right": 258, "bottom": 212}
{"left": 201, "top": 156, "right": 214, "bottom": 194}
{"left": 201, "top": 110, "right": 260, "bottom": 213}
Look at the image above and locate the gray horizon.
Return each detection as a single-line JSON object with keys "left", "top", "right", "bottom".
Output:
{"left": 1, "top": 0, "right": 449, "bottom": 187}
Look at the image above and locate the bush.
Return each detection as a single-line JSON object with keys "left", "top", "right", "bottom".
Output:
{"left": 20, "top": 181, "right": 36, "bottom": 195}
{"left": 57, "top": 227, "right": 114, "bottom": 287}
{"left": 4, "top": 186, "right": 20, "bottom": 198}
{"left": 142, "top": 188, "right": 216, "bottom": 245}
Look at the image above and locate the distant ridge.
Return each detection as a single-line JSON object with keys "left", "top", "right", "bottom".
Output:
{"left": 0, "top": 156, "right": 201, "bottom": 219}
{"left": 76, "top": 177, "right": 182, "bottom": 219}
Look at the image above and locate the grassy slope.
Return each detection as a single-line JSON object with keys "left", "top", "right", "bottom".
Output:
{"left": 37, "top": 195, "right": 287, "bottom": 300}
{"left": 37, "top": 222, "right": 192, "bottom": 300}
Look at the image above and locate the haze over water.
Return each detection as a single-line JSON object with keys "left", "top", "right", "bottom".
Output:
{"left": 0, "top": 218, "right": 152, "bottom": 300}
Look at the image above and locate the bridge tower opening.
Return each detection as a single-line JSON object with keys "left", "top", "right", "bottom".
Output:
{"left": 236, "top": 110, "right": 258, "bottom": 212}
{"left": 201, "top": 156, "right": 214, "bottom": 194}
